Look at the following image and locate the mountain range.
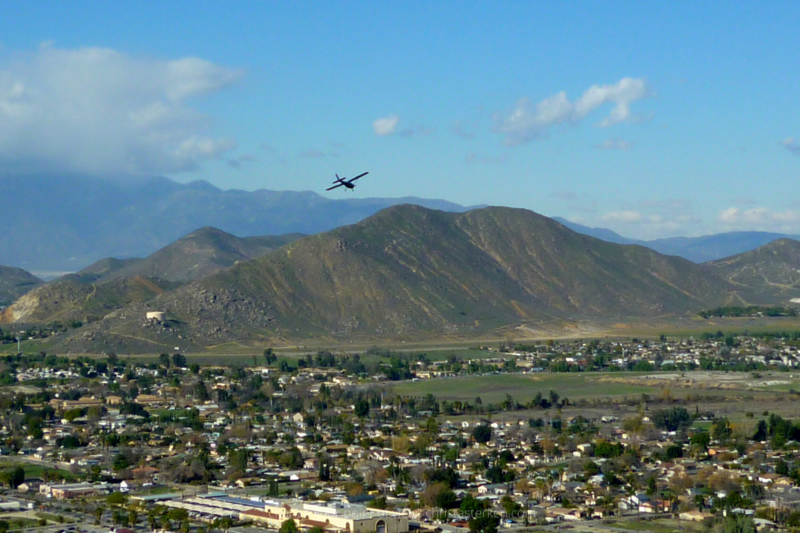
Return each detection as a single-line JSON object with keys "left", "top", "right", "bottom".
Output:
{"left": 1, "top": 174, "right": 798, "bottom": 275}
{"left": 23, "top": 204, "right": 771, "bottom": 353}
{"left": 0, "top": 174, "right": 478, "bottom": 273}
{"left": 0, "top": 226, "right": 303, "bottom": 325}
{"left": 2, "top": 203, "right": 800, "bottom": 351}
{"left": 553, "top": 218, "right": 800, "bottom": 263}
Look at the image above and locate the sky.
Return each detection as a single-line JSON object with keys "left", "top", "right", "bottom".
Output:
{"left": 1, "top": 1, "right": 799, "bottom": 239}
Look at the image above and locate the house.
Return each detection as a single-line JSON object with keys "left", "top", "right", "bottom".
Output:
{"left": 477, "top": 484, "right": 507, "bottom": 495}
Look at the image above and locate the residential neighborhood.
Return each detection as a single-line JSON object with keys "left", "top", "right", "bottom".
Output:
{"left": 0, "top": 335, "right": 799, "bottom": 532}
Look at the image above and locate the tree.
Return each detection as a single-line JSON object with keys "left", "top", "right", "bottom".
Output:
{"left": 106, "top": 492, "right": 127, "bottom": 506}
{"left": 0, "top": 466, "right": 25, "bottom": 488}
{"left": 501, "top": 495, "right": 521, "bottom": 517}
{"left": 753, "top": 420, "right": 767, "bottom": 441}
{"left": 712, "top": 418, "right": 732, "bottom": 441}
{"left": 469, "top": 512, "right": 500, "bottom": 533}
{"left": 279, "top": 519, "right": 298, "bottom": 533}
{"left": 113, "top": 453, "right": 130, "bottom": 471}
{"left": 229, "top": 449, "right": 248, "bottom": 474}
{"left": 172, "top": 353, "right": 187, "bottom": 368}
{"left": 486, "top": 465, "right": 513, "bottom": 483}
{"left": 721, "top": 514, "right": 755, "bottom": 533}
{"left": 651, "top": 407, "right": 692, "bottom": 431}
{"left": 472, "top": 425, "right": 492, "bottom": 444}
{"left": 422, "top": 483, "right": 456, "bottom": 509}
{"left": 461, "top": 494, "right": 486, "bottom": 514}
{"left": 690, "top": 431, "right": 710, "bottom": 456}
{"left": 355, "top": 399, "right": 370, "bottom": 417}
{"left": 264, "top": 348, "right": 277, "bottom": 366}
{"left": 158, "top": 353, "right": 171, "bottom": 368}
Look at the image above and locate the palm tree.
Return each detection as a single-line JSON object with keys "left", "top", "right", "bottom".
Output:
{"left": 534, "top": 479, "right": 547, "bottom": 502}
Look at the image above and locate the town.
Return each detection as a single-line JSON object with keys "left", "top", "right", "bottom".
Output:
{"left": 0, "top": 332, "right": 800, "bottom": 533}
{"left": 0, "top": 333, "right": 800, "bottom": 533}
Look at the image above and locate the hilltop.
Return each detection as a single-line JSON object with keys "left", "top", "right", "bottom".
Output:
{"left": 71, "top": 227, "right": 302, "bottom": 284}
{"left": 1, "top": 226, "right": 301, "bottom": 326}
{"left": 704, "top": 238, "right": 800, "bottom": 301}
{"left": 52, "top": 205, "right": 740, "bottom": 352}
{"left": 0, "top": 266, "right": 42, "bottom": 307}
{"left": 0, "top": 275, "right": 176, "bottom": 325}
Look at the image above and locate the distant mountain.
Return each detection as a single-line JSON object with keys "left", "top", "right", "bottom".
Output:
{"left": 52, "top": 205, "right": 739, "bottom": 352}
{"left": 71, "top": 227, "right": 303, "bottom": 284}
{"left": 65, "top": 258, "right": 145, "bottom": 284}
{"left": 1, "top": 226, "right": 302, "bottom": 327}
{"left": 704, "top": 238, "right": 800, "bottom": 302}
{"left": 0, "top": 276, "right": 176, "bottom": 325}
{"left": 551, "top": 217, "right": 641, "bottom": 245}
{"left": 0, "top": 174, "right": 479, "bottom": 272}
{"left": 553, "top": 217, "right": 799, "bottom": 263}
{"left": 647, "top": 232, "right": 800, "bottom": 263}
{"left": 0, "top": 266, "right": 42, "bottom": 307}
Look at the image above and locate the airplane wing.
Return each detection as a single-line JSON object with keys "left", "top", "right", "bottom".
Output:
{"left": 349, "top": 172, "right": 369, "bottom": 182}
{"left": 326, "top": 183, "right": 344, "bottom": 191}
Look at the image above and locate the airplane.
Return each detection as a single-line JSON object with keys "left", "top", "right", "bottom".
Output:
{"left": 326, "top": 172, "right": 369, "bottom": 191}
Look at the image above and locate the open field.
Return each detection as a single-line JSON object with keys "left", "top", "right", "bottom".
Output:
{"left": 389, "top": 370, "right": 800, "bottom": 423}
{"left": 6, "top": 315, "right": 800, "bottom": 358}
{"left": 391, "top": 370, "right": 800, "bottom": 402}
{"left": 0, "top": 459, "right": 76, "bottom": 481}
{"left": 391, "top": 373, "right": 663, "bottom": 403}
{"left": 122, "top": 347, "right": 496, "bottom": 366}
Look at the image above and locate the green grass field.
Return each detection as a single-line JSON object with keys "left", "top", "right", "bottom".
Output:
{"left": 0, "top": 460, "right": 76, "bottom": 481}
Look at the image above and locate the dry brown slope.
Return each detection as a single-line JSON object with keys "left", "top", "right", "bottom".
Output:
{"left": 60, "top": 205, "right": 740, "bottom": 349}
{"left": 704, "top": 238, "right": 800, "bottom": 302}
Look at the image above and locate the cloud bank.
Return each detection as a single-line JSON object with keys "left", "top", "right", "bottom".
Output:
{"left": 0, "top": 45, "right": 243, "bottom": 175}
{"left": 718, "top": 207, "right": 800, "bottom": 229}
{"left": 493, "top": 77, "right": 649, "bottom": 146}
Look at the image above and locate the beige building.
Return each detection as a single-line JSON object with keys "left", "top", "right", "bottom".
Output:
{"left": 243, "top": 501, "right": 409, "bottom": 533}
{"left": 40, "top": 482, "right": 111, "bottom": 499}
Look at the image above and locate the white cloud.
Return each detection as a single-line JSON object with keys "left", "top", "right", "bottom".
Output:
{"left": 372, "top": 114, "right": 399, "bottom": 136}
{"left": 0, "top": 45, "right": 243, "bottom": 175}
{"left": 493, "top": 77, "right": 649, "bottom": 146}
{"left": 595, "top": 138, "right": 633, "bottom": 150}
{"left": 600, "top": 210, "right": 643, "bottom": 223}
{"left": 718, "top": 207, "right": 800, "bottom": 227}
{"left": 782, "top": 137, "right": 800, "bottom": 156}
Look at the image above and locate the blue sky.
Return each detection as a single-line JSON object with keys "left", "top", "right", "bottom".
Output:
{"left": 1, "top": 1, "right": 799, "bottom": 238}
